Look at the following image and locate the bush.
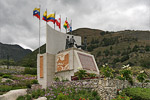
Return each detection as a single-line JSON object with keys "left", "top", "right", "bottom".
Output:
{"left": 56, "top": 93, "right": 68, "bottom": 100}
{"left": 0, "top": 85, "right": 12, "bottom": 92}
{"left": 140, "top": 58, "right": 150, "bottom": 68}
{"left": 112, "top": 95, "right": 131, "bottom": 100}
{"left": 25, "top": 94, "right": 32, "bottom": 100}
{"left": 31, "top": 79, "right": 38, "bottom": 84}
{"left": 120, "top": 55, "right": 129, "bottom": 62}
{"left": 16, "top": 96, "right": 25, "bottom": 100}
{"left": 92, "top": 90, "right": 98, "bottom": 97}
{"left": 0, "top": 73, "right": 5, "bottom": 76}
{"left": 2, "top": 74, "right": 12, "bottom": 79}
{"left": 24, "top": 68, "right": 37, "bottom": 75}
{"left": 124, "top": 88, "right": 150, "bottom": 100}
{"left": 100, "top": 64, "right": 114, "bottom": 78}
{"left": 137, "top": 73, "right": 147, "bottom": 83}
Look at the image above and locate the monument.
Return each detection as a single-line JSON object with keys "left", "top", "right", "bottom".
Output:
{"left": 37, "top": 24, "right": 99, "bottom": 88}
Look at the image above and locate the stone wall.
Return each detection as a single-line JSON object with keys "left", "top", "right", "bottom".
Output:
{"left": 51, "top": 78, "right": 150, "bottom": 100}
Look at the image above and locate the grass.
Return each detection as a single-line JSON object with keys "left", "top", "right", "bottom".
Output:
{"left": 123, "top": 88, "right": 150, "bottom": 100}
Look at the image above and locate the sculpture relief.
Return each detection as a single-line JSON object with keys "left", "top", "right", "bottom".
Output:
{"left": 57, "top": 52, "right": 69, "bottom": 72}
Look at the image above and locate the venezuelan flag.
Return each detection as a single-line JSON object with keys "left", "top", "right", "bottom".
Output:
{"left": 42, "top": 11, "right": 47, "bottom": 21}
{"left": 47, "top": 13, "right": 55, "bottom": 23}
{"left": 33, "top": 8, "right": 40, "bottom": 19}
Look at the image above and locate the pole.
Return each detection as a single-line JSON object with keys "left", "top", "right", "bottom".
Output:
{"left": 66, "top": 17, "right": 67, "bottom": 34}
{"left": 54, "top": 12, "right": 56, "bottom": 30}
{"left": 60, "top": 15, "right": 61, "bottom": 32}
{"left": 46, "top": 9, "right": 47, "bottom": 25}
{"left": 71, "top": 20, "right": 72, "bottom": 35}
{"left": 39, "top": 5, "right": 41, "bottom": 54}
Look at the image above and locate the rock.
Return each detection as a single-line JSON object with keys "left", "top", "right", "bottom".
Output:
{"left": 33, "top": 97, "right": 47, "bottom": 100}
{"left": 1, "top": 78, "right": 13, "bottom": 83}
{"left": 0, "top": 89, "right": 27, "bottom": 100}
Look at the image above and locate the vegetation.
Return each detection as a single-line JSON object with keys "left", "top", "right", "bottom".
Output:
{"left": 17, "top": 82, "right": 100, "bottom": 100}
{"left": 100, "top": 64, "right": 114, "bottom": 78}
{"left": 123, "top": 88, "right": 150, "bottom": 100}
{"left": 23, "top": 67, "right": 37, "bottom": 75}
{"left": 0, "top": 73, "right": 37, "bottom": 95}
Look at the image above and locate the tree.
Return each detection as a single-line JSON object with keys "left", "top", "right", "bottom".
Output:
{"left": 132, "top": 45, "right": 139, "bottom": 52}
{"left": 103, "top": 49, "right": 110, "bottom": 56}
{"left": 110, "top": 46, "right": 113, "bottom": 50}
{"left": 96, "top": 51, "right": 101, "bottom": 57}
{"left": 120, "top": 55, "right": 129, "bottom": 62}
{"left": 113, "top": 58, "right": 120, "bottom": 63}
{"left": 145, "top": 45, "right": 150, "bottom": 51}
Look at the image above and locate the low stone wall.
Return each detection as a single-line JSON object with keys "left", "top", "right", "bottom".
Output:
{"left": 0, "top": 89, "right": 27, "bottom": 100}
{"left": 51, "top": 78, "right": 150, "bottom": 100}
{"left": 0, "top": 65, "right": 25, "bottom": 71}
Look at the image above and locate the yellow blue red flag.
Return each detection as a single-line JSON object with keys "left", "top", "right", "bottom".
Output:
{"left": 33, "top": 8, "right": 40, "bottom": 20}
{"left": 47, "top": 13, "right": 55, "bottom": 23}
{"left": 42, "top": 11, "right": 47, "bottom": 21}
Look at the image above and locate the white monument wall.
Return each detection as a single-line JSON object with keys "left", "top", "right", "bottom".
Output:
{"left": 46, "top": 24, "right": 81, "bottom": 54}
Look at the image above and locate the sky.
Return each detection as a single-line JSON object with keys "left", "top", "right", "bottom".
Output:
{"left": 0, "top": 0, "right": 150, "bottom": 51}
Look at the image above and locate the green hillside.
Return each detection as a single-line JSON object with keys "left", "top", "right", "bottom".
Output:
{"left": 0, "top": 42, "right": 32, "bottom": 62}
{"left": 18, "top": 28, "right": 150, "bottom": 68}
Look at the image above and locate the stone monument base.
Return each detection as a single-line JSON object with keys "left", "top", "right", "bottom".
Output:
{"left": 37, "top": 48, "right": 99, "bottom": 88}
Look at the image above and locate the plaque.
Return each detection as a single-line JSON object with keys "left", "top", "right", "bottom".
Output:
{"left": 77, "top": 52, "right": 97, "bottom": 71}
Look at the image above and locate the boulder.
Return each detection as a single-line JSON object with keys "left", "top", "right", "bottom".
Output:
{"left": 34, "top": 97, "right": 47, "bottom": 100}
{"left": 0, "top": 89, "right": 27, "bottom": 100}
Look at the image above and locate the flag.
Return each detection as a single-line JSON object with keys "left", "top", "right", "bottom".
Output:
{"left": 33, "top": 8, "right": 40, "bottom": 19}
{"left": 55, "top": 18, "right": 61, "bottom": 29}
{"left": 42, "top": 11, "right": 47, "bottom": 21}
{"left": 68, "top": 22, "right": 72, "bottom": 32}
{"left": 63, "top": 20, "right": 69, "bottom": 29}
{"left": 47, "top": 13, "right": 55, "bottom": 23}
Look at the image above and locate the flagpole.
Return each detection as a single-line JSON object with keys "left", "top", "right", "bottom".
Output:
{"left": 60, "top": 15, "right": 61, "bottom": 32}
{"left": 71, "top": 20, "right": 72, "bottom": 35}
{"left": 66, "top": 17, "right": 67, "bottom": 34}
{"left": 54, "top": 12, "right": 56, "bottom": 30}
{"left": 46, "top": 9, "right": 47, "bottom": 25}
{"left": 39, "top": 5, "right": 41, "bottom": 54}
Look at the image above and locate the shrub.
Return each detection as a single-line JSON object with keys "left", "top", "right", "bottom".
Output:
{"left": 124, "top": 88, "right": 150, "bottom": 100}
{"left": 75, "top": 69, "right": 87, "bottom": 80}
{"left": 120, "top": 55, "right": 129, "bottom": 62}
{"left": 54, "top": 76, "right": 60, "bottom": 82}
{"left": 25, "top": 94, "right": 32, "bottom": 100}
{"left": 56, "top": 93, "right": 68, "bottom": 100}
{"left": 140, "top": 58, "right": 150, "bottom": 68}
{"left": 31, "top": 89, "right": 45, "bottom": 99}
{"left": 0, "top": 85, "right": 12, "bottom": 92}
{"left": 118, "top": 65, "right": 133, "bottom": 85}
{"left": 112, "top": 95, "right": 131, "bottom": 100}
{"left": 137, "top": 73, "right": 147, "bottom": 83}
{"left": 2, "top": 74, "right": 12, "bottom": 79}
{"left": 92, "top": 90, "right": 98, "bottom": 97}
{"left": 26, "top": 82, "right": 31, "bottom": 88}
{"left": 31, "top": 79, "right": 38, "bottom": 84}
{"left": 0, "top": 73, "right": 4, "bottom": 76}
{"left": 16, "top": 96, "right": 25, "bottom": 100}
{"left": 24, "top": 68, "right": 37, "bottom": 75}
{"left": 100, "top": 64, "right": 114, "bottom": 78}
{"left": 89, "top": 73, "right": 96, "bottom": 78}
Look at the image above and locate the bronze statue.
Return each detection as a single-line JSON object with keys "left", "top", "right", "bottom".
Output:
{"left": 69, "top": 36, "right": 76, "bottom": 48}
{"left": 75, "top": 36, "right": 87, "bottom": 51}
{"left": 65, "top": 36, "right": 70, "bottom": 49}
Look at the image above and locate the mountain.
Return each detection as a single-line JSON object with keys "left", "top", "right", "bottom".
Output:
{"left": 19, "top": 28, "right": 150, "bottom": 68}
{"left": 0, "top": 42, "right": 32, "bottom": 62}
